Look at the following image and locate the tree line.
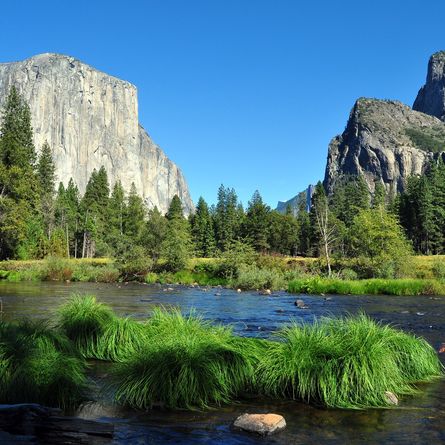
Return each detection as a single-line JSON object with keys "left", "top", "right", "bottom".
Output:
{"left": 1, "top": 86, "right": 444, "bottom": 277}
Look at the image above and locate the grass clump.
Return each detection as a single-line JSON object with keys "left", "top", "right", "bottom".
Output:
{"left": 0, "top": 320, "right": 87, "bottom": 408}
{"left": 111, "top": 308, "right": 260, "bottom": 409}
{"left": 58, "top": 295, "right": 117, "bottom": 357}
{"left": 256, "top": 314, "right": 443, "bottom": 408}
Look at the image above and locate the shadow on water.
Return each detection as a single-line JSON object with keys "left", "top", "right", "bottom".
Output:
{"left": 1, "top": 281, "right": 445, "bottom": 444}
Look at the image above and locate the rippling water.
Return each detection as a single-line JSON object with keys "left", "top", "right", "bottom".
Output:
{"left": 1, "top": 281, "right": 444, "bottom": 444}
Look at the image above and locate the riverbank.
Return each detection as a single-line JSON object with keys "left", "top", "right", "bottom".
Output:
{"left": 2, "top": 256, "right": 445, "bottom": 296}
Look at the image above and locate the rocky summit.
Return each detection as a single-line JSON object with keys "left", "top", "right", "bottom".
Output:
{"left": 0, "top": 53, "right": 194, "bottom": 214}
{"left": 323, "top": 52, "right": 445, "bottom": 195}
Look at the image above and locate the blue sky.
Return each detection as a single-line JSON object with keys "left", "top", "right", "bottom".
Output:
{"left": 1, "top": 0, "right": 444, "bottom": 207}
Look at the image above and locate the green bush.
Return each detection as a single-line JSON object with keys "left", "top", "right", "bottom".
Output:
{"left": 432, "top": 259, "right": 445, "bottom": 279}
{"left": 231, "top": 265, "right": 286, "bottom": 290}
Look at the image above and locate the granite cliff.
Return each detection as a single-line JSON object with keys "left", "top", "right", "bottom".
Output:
{"left": 324, "top": 52, "right": 445, "bottom": 195}
{"left": 0, "top": 53, "right": 194, "bottom": 214}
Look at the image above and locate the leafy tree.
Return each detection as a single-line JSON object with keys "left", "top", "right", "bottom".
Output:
{"left": 350, "top": 207, "right": 413, "bottom": 278}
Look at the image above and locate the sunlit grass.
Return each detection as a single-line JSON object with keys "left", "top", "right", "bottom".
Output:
{"left": 256, "top": 314, "right": 443, "bottom": 408}
{"left": 111, "top": 308, "right": 261, "bottom": 409}
{"left": 288, "top": 277, "right": 445, "bottom": 296}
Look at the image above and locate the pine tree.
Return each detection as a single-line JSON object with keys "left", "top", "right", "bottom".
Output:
{"left": 0, "top": 86, "right": 36, "bottom": 169}
{"left": 125, "top": 183, "right": 146, "bottom": 242}
{"left": 243, "top": 190, "right": 270, "bottom": 252}
{"left": 162, "top": 195, "right": 191, "bottom": 271}
{"left": 108, "top": 181, "right": 126, "bottom": 241}
{"left": 190, "top": 197, "right": 216, "bottom": 257}
{"left": 37, "top": 141, "right": 56, "bottom": 238}
{"left": 166, "top": 194, "right": 183, "bottom": 220}
{"left": 142, "top": 206, "right": 167, "bottom": 262}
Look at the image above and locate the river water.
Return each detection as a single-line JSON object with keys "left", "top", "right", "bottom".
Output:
{"left": 1, "top": 281, "right": 444, "bottom": 444}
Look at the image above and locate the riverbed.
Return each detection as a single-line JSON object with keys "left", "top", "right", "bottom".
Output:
{"left": 1, "top": 281, "right": 444, "bottom": 444}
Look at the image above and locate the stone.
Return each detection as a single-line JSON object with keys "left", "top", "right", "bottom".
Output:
{"left": 294, "top": 299, "right": 308, "bottom": 309}
{"left": 323, "top": 97, "right": 445, "bottom": 195}
{"left": 259, "top": 289, "right": 272, "bottom": 295}
{"left": 233, "top": 413, "right": 286, "bottom": 436}
{"left": 384, "top": 391, "right": 399, "bottom": 406}
{"left": 236, "top": 288, "right": 242, "bottom": 293}
{"left": 414, "top": 51, "right": 445, "bottom": 120}
{"left": 214, "top": 292, "right": 222, "bottom": 296}
{"left": 0, "top": 53, "right": 194, "bottom": 215}
{"left": 438, "top": 343, "right": 445, "bottom": 354}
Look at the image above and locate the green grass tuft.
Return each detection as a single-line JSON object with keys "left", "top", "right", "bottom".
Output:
{"left": 58, "top": 294, "right": 117, "bottom": 357}
{"left": 256, "top": 314, "right": 443, "bottom": 408}
{"left": 111, "top": 308, "right": 258, "bottom": 409}
{"left": 0, "top": 320, "right": 87, "bottom": 408}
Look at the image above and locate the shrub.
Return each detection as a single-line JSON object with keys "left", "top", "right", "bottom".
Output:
{"left": 340, "top": 268, "right": 358, "bottom": 280}
{"left": 116, "top": 246, "right": 153, "bottom": 281}
{"left": 231, "top": 265, "right": 286, "bottom": 290}
{"left": 0, "top": 320, "right": 87, "bottom": 408}
{"left": 432, "top": 259, "right": 445, "bottom": 279}
{"left": 41, "top": 256, "right": 73, "bottom": 281}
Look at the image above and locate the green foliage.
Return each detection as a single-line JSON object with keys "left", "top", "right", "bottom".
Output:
{"left": 288, "top": 277, "right": 445, "bottom": 296}
{"left": 190, "top": 197, "right": 216, "bottom": 257}
{"left": 257, "top": 314, "right": 442, "bottom": 408}
{"left": 162, "top": 197, "right": 191, "bottom": 272}
{"left": 0, "top": 320, "right": 86, "bottom": 407}
{"left": 217, "top": 240, "right": 257, "bottom": 279}
{"left": 243, "top": 190, "right": 271, "bottom": 252}
{"left": 432, "top": 258, "right": 445, "bottom": 279}
{"left": 231, "top": 265, "right": 286, "bottom": 290}
{"left": 350, "top": 207, "right": 413, "bottom": 278}
{"left": 116, "top": 245, "right": 153, "bottom": 280}
{"left": 112, "top": 308, "right": 258, "bottom": 409}
{"left": 58, "top": 295, "right": 116, "bottom": 357}
{"left": 405, "top": 127, "right": 445, "bottom": 153}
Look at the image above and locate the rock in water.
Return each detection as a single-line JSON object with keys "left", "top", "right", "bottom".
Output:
{"left": 0, "top": 53, "right": 193, "bottom": 215}
{"left": 233, "top": 413, "right": 286, "bottom": 436}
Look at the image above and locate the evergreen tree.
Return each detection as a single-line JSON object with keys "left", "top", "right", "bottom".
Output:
{"left": 190, "top": 197, "right": 216, "bottom": 257}
{"left": 37, "top": 141, "right": 56, "bottom": 238}
{"left": 243, "top": 190, "right": 270, "bottom": 252}
{"left": 166, "top": 194, "right": 184, "bottom": 220}
{"left": 162, "top": 196, "right": 191, "bottom": 271}
{"left": 108, "top": 180, "right": 126, "bottom": 242}
{"left": 124, "top": 183, "right": 146, "bottom": 242}
{"left": 214, "top": 185, "right": 240, "bottom": 251}
{"left": 0, "top": 86, "right": 36, "bottom": 169}
{"left": 373, "top": 182, "right": 386, "bottom": 209}
{"left": 142, "top": 206, "right": 167, "bottom": 262}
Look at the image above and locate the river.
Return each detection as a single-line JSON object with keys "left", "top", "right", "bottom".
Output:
{"left": 1, "top": 281, "right": 444, "bottom": 444}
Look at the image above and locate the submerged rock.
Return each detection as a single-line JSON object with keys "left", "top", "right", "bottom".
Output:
{"left": 438, "top": 343, "right": 445, "bottom": 354}
{"left": 294, "top": 299, "right": 308, "bottom": 309}
{"left": 233, "top": 413, "right": 286, "bottom": 436}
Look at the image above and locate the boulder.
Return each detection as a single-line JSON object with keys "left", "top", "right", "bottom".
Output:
{"left": 233, "top": 413, "right": 286, "bottom": 436}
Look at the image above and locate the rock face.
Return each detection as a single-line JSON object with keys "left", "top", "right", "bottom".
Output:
{"left": 323, "top": 98, "right": 445, "bottom": 194}
{"left": 0, "top": 53, "right": 193, "bottom": 214}
{"left": 413, "top": 51, "right": 445, "bottom": 120}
